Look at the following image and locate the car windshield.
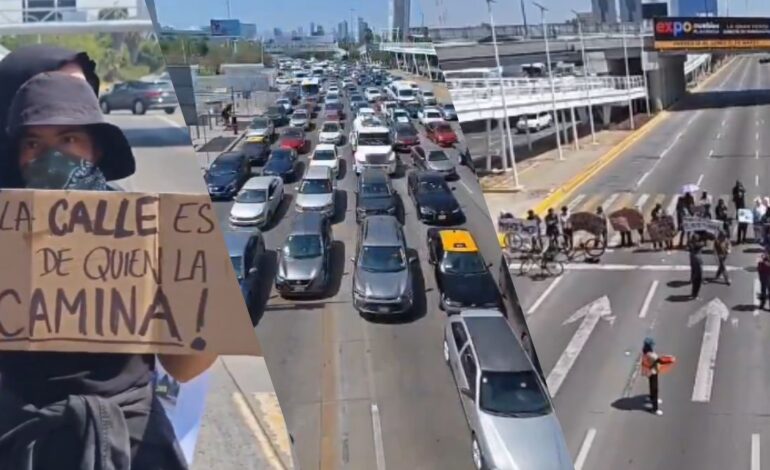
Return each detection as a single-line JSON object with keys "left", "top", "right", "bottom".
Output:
{"left": 250, "top": 118, "right": 269, "bottom": 129}
{"left": 209, "top": 160, "right": 239, "bottom": 175}
{"left": 441, "top": 251, "right": 487, "bottom": 275}
{"left": 322, "top": 123, "right": 339, "bottom": 132}
{"left": 398, "top": 89, "right": 414, "bottom": 98}
{"left": 361, "top": 181, "right": 389, "bottom": 198}
{"left": 235, "top": 189, "right": 267, "bottom": 204}
{"left": 418, "top": 180, "right": 446, "bottom": 193}
{"left": 293, "top": 111, "right": 308, "bottom": 119}
{"left": 326, "top": 102, "right": 340, "bottom": 110}
{"left": 396, "top": 127, "right": 417, "bottom": 137}
{"left": 284, "top": 234, "right": 322, "bottom": 259}
{"left": 230, "top": 255, "right": 244, "bottom": 279}
{"left": 423, "top": 92, "right": 434, "bottom": 97}
{"left": 360, "top": 245, "right": 406, "bottom": 273}
{"left": 283, "top": 129, "right": 303, "bottom": 138}
{"left": 444, "top": 104, "right": 455, "bottom": 111}
{"left": 479, "top": 371, "right": 552, "bottom": 417}
{"left": 314, "top": 150, "right": 336, "bottom": 161}
{"left": 428, "top": 151, "right": 449, "bottom": 162}
{"left": 359, "top": 132, "right": 392, "bottom": 146}
{"left": 426, "top": 111, "right": 441, "bottom": 118}
{"left": 299, "top": 179, "right": 332, "bottom": 194}
{"left": 270, "top": 150, "right": 292, "bottom": 161}
{"left": 436, "top": 124, "right": 453, "bottom": 133}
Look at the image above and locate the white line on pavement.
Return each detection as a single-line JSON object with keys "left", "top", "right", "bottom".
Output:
{"left": 752, "top": 434, "right": 761, "bottom": 470}
{"left": 159, "top": 115, "right": 187, "bottom": 129}
{"left": 635, "top": 193, "right": 649, "bottom": 209}
{"left": 639, "top": 280, "right": 659, "bottom": 319}
{"left": 568, "top": 194, "right": 586, "bottom": 211}
{"left": 458, "top": 179, "right": 474, "bottom": 195}
{"left": 600, "top": 193, "right": 620, "bottom": 212}
{"left": 635, "top": 170, "right": 652, "bottom": 188}
{"left": 509, "top": 262, "right": 750, "bottom": 272}
{"left": 757, "top": 150, "right": 761, "bottom": 160}
{"left": 757, "top": 175, "right": 760, "bottom": 187}
{"left": 696, "top": 174, "right": 704, "bottom": 187}
{"left": 526, "top": 275, "right": 564, "bottom": 316}
{"left": 666, "top": 196, "right": 679, "bottom": 216}
{"left": 757, "top": 132, "right": 761, "bottom": 141}
{"left": 371, "top": 404, "right": 387, "bottom": 470}
{"left": 721, "top": 118, "right": 726, "bottom": 127}
{"left": 755, "top": 279, "right": 761, "bottom": 317}
{"left": 708, "top": 149, "right": 714, "bottom": 158}
{"left": 717, "top": 132, "right": 722, "bottom": 140}
{"left": 574, "top": 428, "right": 598, "bottom": 470}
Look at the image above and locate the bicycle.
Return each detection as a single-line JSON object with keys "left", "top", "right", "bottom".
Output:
{"left": 564, "top": 234, "right": 606, "bottom": 261}
{"left": 518, "top": 245, "right": 565, "bottom": 277}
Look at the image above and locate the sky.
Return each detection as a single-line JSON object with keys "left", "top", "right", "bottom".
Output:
{"left": 153, "top": 0, "right": 770, "bottom": 32}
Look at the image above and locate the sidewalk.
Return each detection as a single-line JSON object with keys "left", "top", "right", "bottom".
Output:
{"left": 193, "top": 357, "right": 294, "bottom": 470}
{"left": 191, "top": 117, "right": 251, "bottom": 170}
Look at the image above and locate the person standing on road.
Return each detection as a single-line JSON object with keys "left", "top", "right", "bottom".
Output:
{"left": 650, "top": 203, "right": 663, "bottom": 251}
{"left": 712, "top": 231, "right": 731, "bottom": 285}
{"left": 716, "top": 198, "right": 730, "bottom": 235}
{"left": 526, "top": 209, "right": 543, "bottom": 252}
{"left": 221, "top": 103, "right": 232, "bottom": 128}
{"left": 733, "top": 180, "right": 747, "bottom": 213}
{"left": 676, "top": 196, "right": 692, "bottom": 249}
{"left": 559, "top": 206, "right": 573, "bottom": 251}
{"left": 544, "top": 207, "right": 560, "bottom": 249}
{"left": 641, "top": 337, "right": 663, "bottom": 416}
{"left": 689, "top": 234, "right": 704, "bottom": 299}
{"left": 752, "top": 198, "right": 766, "bottom": 242}
{"left": 700, "top": 191, "right": 713, "bottom": 219}
{"left": 596, "top": 205, "right": 609, "bottom": 247}
{"left": 758, "top": 253, "right": 770, "bottom": 310}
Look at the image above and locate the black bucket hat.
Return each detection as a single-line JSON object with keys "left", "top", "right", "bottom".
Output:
{"left": 6, "top": 71, "right": 135, "bottom": 181}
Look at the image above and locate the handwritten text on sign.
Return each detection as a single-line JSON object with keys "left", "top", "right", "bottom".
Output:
{"left": 0, "top": 190, "right": 260, "bottom": 355}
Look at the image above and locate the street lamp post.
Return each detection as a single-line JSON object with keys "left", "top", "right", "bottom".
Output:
{"left": 534, "top": 1, "right": 563, "bottom": 161}
{"left": 622, "top": 23, "right": 635, "bottom": 130}
{"left": 486, "top": 0, "right": 519, "bottom": 185}
{"left": 572, "top": 9, "right": 596, "bottom": 144}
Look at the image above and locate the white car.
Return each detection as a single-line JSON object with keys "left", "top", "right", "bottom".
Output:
{"left": 516, "top": 112, "right": 553, "bottom": 133}
{"left": 325, "top": 93, "right": 341, "bottom": 105}
{"left": 389, "top": 108, "right": 410, "bottom": 124}
{"left": 327, "top": 85, "right": 341, "bottom": 95}
{"left": 419, "top": 107, "right": 444, "bottom": 126}
{"left": 318, "top": 121, "right": 343, "bottom": 145}
{"left": 357, "top": 107, "right": 377, "bottom": 120}
{"left": 290, "top": 110, "right": 311, "bottom": 130}
{"left": 229, "top": 176, "right": 284, "bottom": 227}
{"left": 418, "top": 90, "right": 437, "bottom": 106}
{"left": 364, "top": 87, "right": 382, "bottom": 102}
{"left": 309, "top": 144, "right": 340, "bottom": 178}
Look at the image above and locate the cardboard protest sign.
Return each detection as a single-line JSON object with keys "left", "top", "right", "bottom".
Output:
{"left": 498, "top": 217, "right": 539, "bottom": 235}
{"left": 609, "top": 207, "right": 644, "bottom": 232}
{"left": 647, "top": 215, "right": 676, "bottom": 242}
{"left": 692, "top": 204, "right": 709, "bottom": 218}
{"left": 0, "top": 189, "right": 260, "bottom": 355}
{"left": 569, "top": 211, "right": 606, "bottom": 235}
{"left": 738, "top": 208, "right": 754, "bottom": 224}
{"left": 682, "top": 216, "right": 723, "bottom": 235}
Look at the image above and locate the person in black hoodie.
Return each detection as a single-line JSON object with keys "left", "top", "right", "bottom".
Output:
{"left": 0, "top": 46, "right": 216, "bottom": 470}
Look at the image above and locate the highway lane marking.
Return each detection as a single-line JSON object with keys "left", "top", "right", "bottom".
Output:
{"left": 568, "top": 194, "right": 586, "bottom": 211}
{"left": 159, "top": 115, "right": 187, "bottom": 129}
{"left": 639, "top": 280, "right": 659, "bottom": 319}
{"left": 696, "top": 174, "right": 704, "bottom": 187}
{"left": 599, "top": 193, "right": 620, "bottom": 212}
{"left": 526, "top": 275, "right": 564, "bottom": 316}
{"left": 458, "top": 178, "right": 474, "bottom": 195}
{"left": 689, "top": 298, "right": 730, "bottom": 403}
{"left": 708, "top": 149, "right": 714, "bottom": 158}
{"left": 757, "top": 175, "right": 760, "bottom": 187}
{"left": 635, "top": 193, "right": 649, "bottom": 210}
{"left": 757, "top": 150, "right": 760, "bottom": 160}
{"left": 755, "top": 279, "right": 761, "bottom": 316}
{"left": 752, "top": 434, "right": 761, "bottom": 470}
{"left": 666, "top": 196, "right": 679, "bottom": 216}
{"left": 721, "top": 118, "right": 727, "bottom": 127}
{"left": 716, "top": 132, "right": 722, "bottom": 140}
{"left": 509, "top": 262, "right": 753, "bottom": 272}
{"left": 547, "top": 296, "right": 612, "bottom": 397}
{"left": 757, "top": 132, "right": 761, "bottom": 142}
{"left": 371, "top": 404, "right": 387, "bottom": 470}
{"left": 635, "top": 170, "right": 652, "bottom": 188}
{"left": 233, "top": 392, "right": 288, "bottom": 470}
{"left": 574, "top": 428, "right": 597, "bottom": 470}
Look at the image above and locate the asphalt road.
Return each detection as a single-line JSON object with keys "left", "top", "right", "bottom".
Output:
{"left": 508, "top": 55, "right": 770, "bottom": 469}
{"left": 222, "top": 90, "right": 521, "bottom": 470}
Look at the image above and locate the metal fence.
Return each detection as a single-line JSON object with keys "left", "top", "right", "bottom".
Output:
{"left": 447, "top": 75, "right": 646, "bottom": 99}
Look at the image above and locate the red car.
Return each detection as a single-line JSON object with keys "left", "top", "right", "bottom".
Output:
{"left": 426, "top": 122, "right": 458, "bottom": 147}
{"left": 279, "top": 127, "right": 307, "bottom": 153}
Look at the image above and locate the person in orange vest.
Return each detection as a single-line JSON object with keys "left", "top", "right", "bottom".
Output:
{"left": 641, "top": 337, "right": 663, "bottom": 416}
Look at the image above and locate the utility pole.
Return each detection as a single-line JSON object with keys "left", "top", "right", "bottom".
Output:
{"left": 534, "top": 1, "right": 563, "bottom": 160}
{"left": 521, "top": 0, "right": 528, "bottom": 38}
{"left": 572, "top": 9, "right": 596, "bottom": 144}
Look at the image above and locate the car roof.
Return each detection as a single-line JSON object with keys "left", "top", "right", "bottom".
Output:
{"left": 214, "top": 151, "right": 244, "bottom": 163}
{"left": 289, "top": 212, "right": 325, "bottom": 235}
{"left": 413, "top": 170, "right": 445, "bottom": 182}
{"left": 360, "top": 167, "right": 389, "bottom": 183}
{"left": 242, "top": 176, "right": 276, "bottom": 190}
{"left": 460, "top": 310, "right": 532, "bottom": 372}
{"left": 304, "top": 165, "right": 332, "bottom": 179}
{"left": 315, "top": 143, "right": 336, "bottom": 152}
{"left": 362, "top": 215, "right": 402, "bottom": 246}
{"left": 438, "top": 229, "right": 478, "bottom": 253}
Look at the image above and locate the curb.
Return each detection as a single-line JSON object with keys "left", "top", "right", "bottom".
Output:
{"left": 482, "top": 187, "right": 525, "bottom": 194}
{"left": 529, "top": 57, "right": 735, "bottom": 217}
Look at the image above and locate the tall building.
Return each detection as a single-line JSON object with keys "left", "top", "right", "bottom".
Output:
{"left": 358, "top": 17, "right": 369, "bottom": 43}
{"left": 619, "top": 0, "right": 642, "bottom": 22}
{"left": 592, "top": 0, "right": 618, "bottom": 24}
{"left": 337, "top": 20, "right": 349, "bottom": 42}
{"left": 273, "top": 27, "right": 283, "bottom": 38}
{"left": 310, "top": 22, "right": 315, "bottom": 35}
{"left": 388, "top": 0, "right": 411, "bottom": 41}
{"left": 672, "top": 0, "right": 718, "bottom": 16}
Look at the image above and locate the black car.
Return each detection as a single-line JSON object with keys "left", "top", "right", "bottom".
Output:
{"left": 262, "top": 148, "right": 298, "bottom": 182}
{"left": 356, "top": 168, "right": 398, "bottom": 223}
{"left": 392, "top": 123, "right": 419, "bottom": 152}
{"left": 205, "top": 151, "right": 250, "bottom": 200}
{"left": 404, "top": 101, "right": 422, "bottom": 119}
{"left": 265, "top": 105, "right": 289, "bottom": 126}
{"left": 426, "top": 228, "right": 502, "bottom": 314}
{"left": 241, "top": 141, "right": 271, "bottom": 166}
{"left": 225, "top": 230, "right": 266, "bottom": 324}
{"left": 407, "top": 170, "right": 464, "bottom": 225}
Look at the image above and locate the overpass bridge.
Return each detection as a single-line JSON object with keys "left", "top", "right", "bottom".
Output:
{"left": 0, "top": 3, "right": 154, "bottom": 35}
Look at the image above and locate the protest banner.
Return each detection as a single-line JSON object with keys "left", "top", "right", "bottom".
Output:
{"left": 647, "top": 215, "right": 676, "bottom": 242}
{"left": 610, "top": 207, "right": 645, "bottom": 232}
{"left": 682, "top": 216, "right": 723, "bottom": 235}
{"left": 692, "top": 204, "right": 709, "bottom": 218}
{"left": 738, "top": 208, "right": 754, "bottom": 224}
{"left": 570, "top": 211, "right": 605, "bottom": 235}
{"left": 0, "top": 189, "right": 260, "bottom": 355}
{"left": 498, "top": 217, "right": 539, "bottom": 235}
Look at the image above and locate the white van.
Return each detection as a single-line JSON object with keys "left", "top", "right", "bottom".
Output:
{"left": 350, "top": 119, "right": 396, "bottom": 175}
{"left": 387, "top": 81, "right": 418, "bottom": 104}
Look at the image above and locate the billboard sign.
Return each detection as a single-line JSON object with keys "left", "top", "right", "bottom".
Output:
{"left": 210, "top": 19, "right": 241, "bottom": 37}
{"left": 654, "top": 17, "right": 770, "bottom": 51}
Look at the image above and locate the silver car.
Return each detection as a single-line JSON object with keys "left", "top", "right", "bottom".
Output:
{"left": 290, "top": 109, "right": 311, "bottom": 130}
{"left": 295, "top": 165, "right": 335, "bottom": 217}
{"left": 352, "top": 215, "right": 415, "bottom": 316}
{"left": 275, "top": 212, "right": 332, "bottom": 297}
{"left": 245, "top": 116, "right": 274, "bottom": 141}
{"left": 412, "top": 146, "right": 457, "bottom": 179}
{"left": 229, "top": 176, "right": 284, "bottom": 228}
{"left": 443, "top": 310, "right": 572, "bottom": 470}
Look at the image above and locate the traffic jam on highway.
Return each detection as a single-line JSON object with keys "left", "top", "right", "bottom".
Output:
{"left": 203, "top": 58, "right": 574, "bottom": 469}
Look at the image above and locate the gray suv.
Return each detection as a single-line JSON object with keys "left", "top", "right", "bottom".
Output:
{"left": 443, "top": 310, "right": 572, "bottom": 470}
{"left": 275, "top": 212, "right": 333, "bottom": 297}
{"left": 352, "top": 215, "right": 415, "bottom": 316}
{"left": 99, "top": 81, "right": 178, "bottom": 115}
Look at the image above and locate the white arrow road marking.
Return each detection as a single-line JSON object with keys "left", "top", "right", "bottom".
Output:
{"left": 574, "top": 428, "right": 597, "bottom": 470}
{"left": 688, "top": 298, "right": 730, "bottom": 403}
{"left": 752, "top": 434, "right": 760, "bottom": 470}
{"left": 547, "top": 296, "right": 612, "bottom": 397}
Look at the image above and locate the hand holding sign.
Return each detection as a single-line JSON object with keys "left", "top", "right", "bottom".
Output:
{"left": 0, "top": 189, "right": 260, "bottom": 356}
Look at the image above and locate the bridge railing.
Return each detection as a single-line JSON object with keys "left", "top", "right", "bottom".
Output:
{"left": 446, "top": 75, "right": 645, "bottom": 101}
{"left": 0, "top": 5, "right": 145, "bottom": 24}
